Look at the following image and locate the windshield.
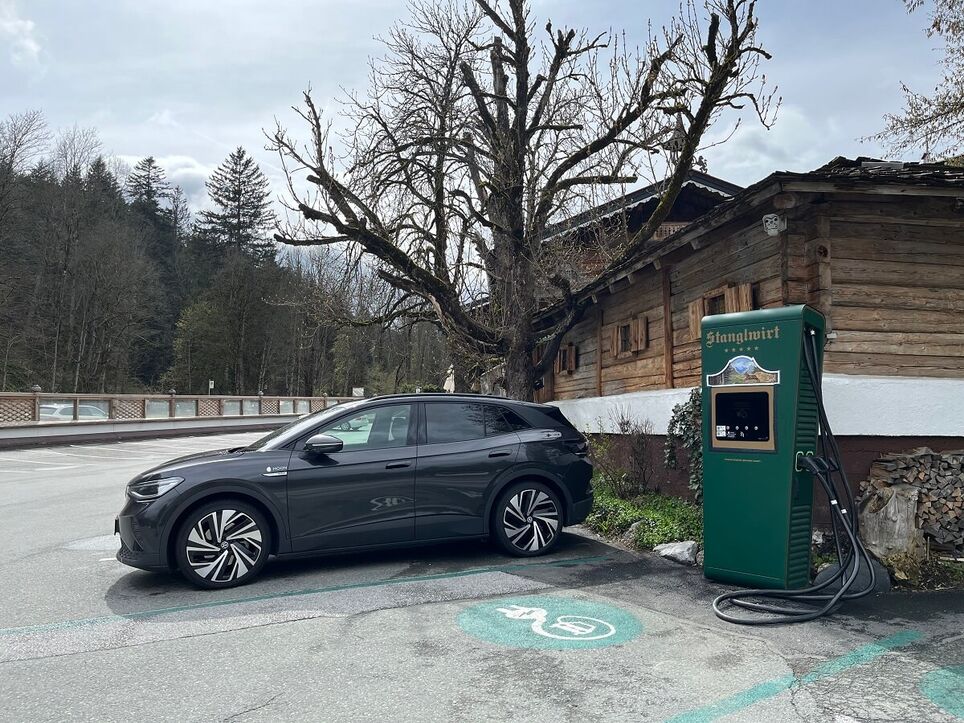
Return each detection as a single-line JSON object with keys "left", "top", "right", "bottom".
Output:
{"left": 245, "top": 399, "right": 367, "bottom": 451}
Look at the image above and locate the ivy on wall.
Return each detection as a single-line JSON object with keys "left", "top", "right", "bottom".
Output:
{"left": 665, "top": 387, "right": 704, "bottom": 501}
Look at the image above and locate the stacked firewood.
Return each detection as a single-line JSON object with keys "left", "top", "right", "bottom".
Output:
{"left": 862, "top": 448, "right": 964, "bottom": 552}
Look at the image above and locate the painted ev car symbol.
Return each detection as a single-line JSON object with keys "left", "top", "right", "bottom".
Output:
{"left": 495, "top": 604, "right": 617, "bottom": 641}
{"left": 458, "top": 595, "right": 642, "bottom": 649}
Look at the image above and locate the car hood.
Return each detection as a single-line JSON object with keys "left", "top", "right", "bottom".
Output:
{"left": 137, "top": 448, "right": 240, "bottom": 479}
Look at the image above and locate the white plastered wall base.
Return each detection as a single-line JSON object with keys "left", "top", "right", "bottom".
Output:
{"left": 548, "top": 374, "right": 964, "bottom": 437}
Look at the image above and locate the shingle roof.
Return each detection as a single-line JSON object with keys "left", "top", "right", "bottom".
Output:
{"left": 803, "top": 156, "right": 964, "bottom": 187}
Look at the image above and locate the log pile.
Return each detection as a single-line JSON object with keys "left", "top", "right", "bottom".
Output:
{"left": 862, "top": 448, "right": 964, "bottom": 552}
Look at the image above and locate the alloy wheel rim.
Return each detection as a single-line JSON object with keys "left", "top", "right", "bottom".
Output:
{"left": 185, "top": 509, "right": 263, "bottom": 582}
{"left": 502, "top": 489, "right": 559, "bottom": 552}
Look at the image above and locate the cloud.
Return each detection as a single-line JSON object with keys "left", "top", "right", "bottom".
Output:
{"left": 147, "top": 109, "right": 178, "bottom": 127}
{"left": 0, "top": 0, "right": 42, "bottom": 68}
{"left": 701, "top": 105, "right": 859, "bottom": 186}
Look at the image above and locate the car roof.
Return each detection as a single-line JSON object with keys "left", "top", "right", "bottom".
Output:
{"left": 365, "top": 393, "right": 552, "bottom": 409}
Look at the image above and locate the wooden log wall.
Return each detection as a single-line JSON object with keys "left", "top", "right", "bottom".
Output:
{"left": 546, "top": 189, "right": 964, "bottom": 401}
{"left": 550, "top": 312, "right": 600, "bottom": 399}
{"left": 795, "top": 195, "right": 964, "bottom": 377}
{"left": 668, "top": 216, "right": 784, "bottom": 388}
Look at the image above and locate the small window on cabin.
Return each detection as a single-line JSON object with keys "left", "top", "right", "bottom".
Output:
{"left": 556, "top": 343, "right": 578, "bottom": 374}
{"left": 751, "top": 283, "right": 762, "bottom": 310}
{"left": 705, "top": 293, "right": 726, "bottom": 317}
{"left": 618, "top": 324, "right": 632, "bottom": 354}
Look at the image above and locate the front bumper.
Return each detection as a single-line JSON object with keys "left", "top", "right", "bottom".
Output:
{"left": 114, "top": 499, "right": 171, "bottom": 571}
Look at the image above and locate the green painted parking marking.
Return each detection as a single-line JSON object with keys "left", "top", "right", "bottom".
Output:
{"left": 920, "top": 665, "right": 964, "bottom": 719}
{"left": 0, "top": 554, "right": 613, "bottom": 638}
{"left": 666, "top": 630, "right": 923, "bottom": 723}
{"left": 458, "top": 594, "right": 642, "bottom": 650}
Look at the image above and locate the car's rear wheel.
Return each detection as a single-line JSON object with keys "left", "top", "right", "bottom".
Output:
{"left": 174, "top": 500, "right": 270, "bottom": 589}
{"left": 492, "top": 482, "right": 562, "bottom": 557}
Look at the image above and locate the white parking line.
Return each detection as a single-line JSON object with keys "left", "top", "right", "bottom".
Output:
{"left": 0, "top": 464, "right": 84, "bottom": 475}
{"left": 39, "top": 449, "right": 139, "bottom": 461}
{"left": 0, "top": 455, "right": 78, "bottom": 466}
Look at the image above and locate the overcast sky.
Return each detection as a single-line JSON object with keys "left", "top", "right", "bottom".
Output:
{"left": 1, "top": 0, "right": 943, "bottom": 212}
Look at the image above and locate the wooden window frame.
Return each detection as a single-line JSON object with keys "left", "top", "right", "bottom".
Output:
{"left": 610, "top": 314, "right": 651, "bottom": 360}
{"left": 688, "top": 282, "right": 755, "bottom": 340}
{"left": 555, "top": 342, "right": 578, "bottom": 375}
{"left": 705, "top": 287, "right": 727, "bottom": 317}
{"left": 617, "top": 323, "right": 633, "bottom": 356}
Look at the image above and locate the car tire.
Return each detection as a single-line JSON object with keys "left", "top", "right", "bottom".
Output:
{"left": 492, "top": 481, "right": 563, "bottom": 557}
{"left": 174, "top": 500, "right": 271, "bottom": 589}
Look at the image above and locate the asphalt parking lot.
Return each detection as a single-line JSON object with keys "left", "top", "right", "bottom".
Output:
{"left": 0, "top": 432, "right": 962, "bottom": 722}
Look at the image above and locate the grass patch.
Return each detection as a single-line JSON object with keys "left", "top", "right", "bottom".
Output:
{"left": 584, "top": 483, "right": 703, "bottom": 549}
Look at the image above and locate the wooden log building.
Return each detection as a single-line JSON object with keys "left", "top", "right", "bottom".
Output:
{"left": 531, "top": 156, "right": 964, "bottom": 483}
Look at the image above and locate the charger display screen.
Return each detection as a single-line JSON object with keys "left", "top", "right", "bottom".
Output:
{"left": 714, "top": 391, "right": 771, "bottom": 442}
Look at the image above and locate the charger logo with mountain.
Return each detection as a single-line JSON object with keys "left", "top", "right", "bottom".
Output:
{"left": 707, "top": 355, "right": 781, "bottom": 387}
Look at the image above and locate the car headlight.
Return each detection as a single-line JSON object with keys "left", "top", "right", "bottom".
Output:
{"left": 127, "top": 476, "right": 183, "bottom": 501}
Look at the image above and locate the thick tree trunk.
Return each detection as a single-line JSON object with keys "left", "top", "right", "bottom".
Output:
{"left": 496, "top": 251, "right": 537, "bottom": 401}
{"left": 503, "top": 342, "right": 534, "bottom": 401}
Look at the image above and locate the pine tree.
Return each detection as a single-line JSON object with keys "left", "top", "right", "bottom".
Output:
{"left": 125, "top": 156, "right": 170, "bottom": 211}
{"left": 198, "top": 147, "right": 277, "bottom": 262}
{"left": 84, "top": 156, "right": 125, "bottom": 218}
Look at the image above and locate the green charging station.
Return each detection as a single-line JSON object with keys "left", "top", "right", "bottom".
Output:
{"left": 701, "top": 305, "right": 825, "bottom": 590}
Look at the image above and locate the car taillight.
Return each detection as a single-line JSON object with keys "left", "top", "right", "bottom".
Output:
{"left": 565, "top": 438, "right": 589, "bottom": 457}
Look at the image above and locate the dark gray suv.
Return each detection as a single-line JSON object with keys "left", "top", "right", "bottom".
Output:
{"left": 115, "top": 394, "right": 593, "bottom": 589}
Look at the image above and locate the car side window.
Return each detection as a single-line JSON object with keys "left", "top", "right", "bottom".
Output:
{"left": 425, "top": 403, "right": 486, "bottom": 444}
{"left": 484, "top": 405, "right": 529, "bottom": 436}
{"left": 314, "top": 404, "right": 413, "bottom": 451}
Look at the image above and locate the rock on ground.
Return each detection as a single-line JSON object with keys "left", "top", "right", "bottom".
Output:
{"left": 654, "top": 541, "right": 699, "bottom": 565}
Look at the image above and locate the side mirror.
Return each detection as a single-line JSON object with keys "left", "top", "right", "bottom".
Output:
{"left": 304, "top": 433, "right": 344, "bottom": 454}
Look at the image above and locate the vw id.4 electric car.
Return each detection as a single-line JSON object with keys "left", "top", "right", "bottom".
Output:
{"left": 115, "top": 394, "right": 593, "bottom": 588}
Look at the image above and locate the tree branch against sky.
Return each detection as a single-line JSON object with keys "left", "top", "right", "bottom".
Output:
{"left": 873, "top": 0, "right": 964, "bottom": 159}
{"left": 269, "top": 0, "right": 777, "bottom": 399}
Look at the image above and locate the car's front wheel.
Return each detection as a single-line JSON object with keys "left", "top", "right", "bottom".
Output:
{"left": 174, "top": 500, "right": 271, "bottom": 589}
{"left": 492, "top": 482, "right": 563, "bottom": 557}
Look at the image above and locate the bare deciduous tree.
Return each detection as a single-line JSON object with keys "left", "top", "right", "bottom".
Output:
{"left": 873, "top": 0, "right": 964, "bottom": 159}
{"left": 270, "top": 0, "right": 776, "bottom": 399}
{"left": 0, "top": 109, "right": 50, "bottom": 239}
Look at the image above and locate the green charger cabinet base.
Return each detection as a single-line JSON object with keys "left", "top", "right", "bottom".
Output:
{"left": 701, "top": 305, "right": 825, "bottom": 589}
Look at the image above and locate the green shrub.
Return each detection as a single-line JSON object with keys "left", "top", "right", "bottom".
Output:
{"left": 584, "top": 484, "right": 703, "bottom": 549}
{"left": 397, "top": 382, "right": 445, "bottom": 393}
{"left": 665, "top": 387, "right": 704, "bottom": 500}
{"left": 587, "top": 410, "right": 658, "bottom": 500}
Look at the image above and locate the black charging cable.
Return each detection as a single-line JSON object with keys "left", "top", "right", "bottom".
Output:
{"left": 712, "top": 328, "right": 877, "bottom": 625}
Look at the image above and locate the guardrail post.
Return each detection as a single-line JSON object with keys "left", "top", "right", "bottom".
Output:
{"left": 72, "top": 397, "right": 79, "bottom": 422}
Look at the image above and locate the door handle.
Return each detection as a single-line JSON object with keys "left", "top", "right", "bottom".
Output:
{"left": 488, "top": 450, "right": 512, "bottom": 458}
{"left": 385, "top": 461, "right": 412, "bottom": 469}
